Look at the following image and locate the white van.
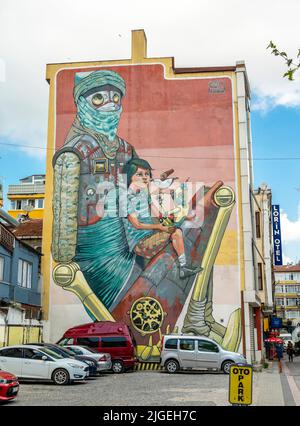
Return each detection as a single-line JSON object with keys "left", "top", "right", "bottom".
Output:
{"left": 160, "top": 334, "right": 247, "bottom": 374}
{"left": 279, "top": 333, "right": 294, "bottom": 350}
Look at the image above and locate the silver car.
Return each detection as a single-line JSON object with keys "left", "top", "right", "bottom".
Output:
{"left": 63, "top": 345, "right": 112, "bottom": 372}
{"left": 160, "top": 334, "right": 247, "bottom": 374}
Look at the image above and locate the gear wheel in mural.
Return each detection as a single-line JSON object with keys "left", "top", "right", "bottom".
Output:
{"left": 130, "top": 297, "right": 165, "bottom": 336}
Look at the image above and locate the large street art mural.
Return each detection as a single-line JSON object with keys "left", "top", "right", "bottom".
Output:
{"left": 51, "top": 64, "right": 241, "bottom": 362}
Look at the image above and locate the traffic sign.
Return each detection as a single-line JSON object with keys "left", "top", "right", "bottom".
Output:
{"left": 229, "top": 364, "right": 253, "bottom": 405}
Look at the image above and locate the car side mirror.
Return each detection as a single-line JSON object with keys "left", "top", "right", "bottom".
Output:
{"left": 42, "top": 356, "right": 48, "bottom": 361}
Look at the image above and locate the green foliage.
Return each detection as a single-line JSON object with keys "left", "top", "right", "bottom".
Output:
{"left": 267, "top": 41, "right": 300, "bottom": 81}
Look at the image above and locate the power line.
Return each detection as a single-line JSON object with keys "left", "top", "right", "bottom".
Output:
{"left": 0, "top": 140, "right": 299, "bottom": 161}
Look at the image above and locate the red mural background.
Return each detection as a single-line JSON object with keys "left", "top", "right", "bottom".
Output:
{"left": 55, "top": 64, "right": 235, "bottom": 186}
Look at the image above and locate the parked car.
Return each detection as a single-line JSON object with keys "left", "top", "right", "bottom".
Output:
{"left": 57, "top": 321, "right": 137, "bottom": 373}
{"left": 0, "top": 370, "right": 19, "bottom": 402}
{"left": 0, "top": 345, "right": 89, "bottom": 385}
{"left": 63, "top": 345, "right": 112, "bottom": 372}
{"left": 25, "top": 343, "right": 97, "bottom": 377}
{"left": 160, "top": 334, "right": 247, "bottom": 374}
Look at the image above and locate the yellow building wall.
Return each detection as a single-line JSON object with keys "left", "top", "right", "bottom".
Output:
{"left": 7, "top": 209, "right": 44, "bottom": 219}
{"left": 7, "top": 193, "right": 45, "bottom": 219}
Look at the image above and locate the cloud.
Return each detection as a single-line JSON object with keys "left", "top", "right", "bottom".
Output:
{"left": 280, "top": 204, "right": 300, "bottom": 264}
{"left": 1, "top": 0, "right": 300, "bottom": 158}
{"left": 282, "top": 253, "right": 294, "bottom": 265}
{"left": 281, "top": 204, "right": 300, "bottom": 243}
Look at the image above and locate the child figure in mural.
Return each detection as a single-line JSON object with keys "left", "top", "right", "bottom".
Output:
{"left": 123, "top": 158, "right": 203, "bottom": 279}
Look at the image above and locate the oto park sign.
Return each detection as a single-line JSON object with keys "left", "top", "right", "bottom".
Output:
{"left": 229, "top": 364, "right": 253, "bottom": 405}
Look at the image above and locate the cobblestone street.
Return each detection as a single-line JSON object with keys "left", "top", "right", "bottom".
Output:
{"left": 3, "top": 357, "right": 300, "bottom": 406}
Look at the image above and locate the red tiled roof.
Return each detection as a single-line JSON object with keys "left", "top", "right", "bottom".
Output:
{"left": 274, "top": 265, "right": 300, "bottom": 272}
{"left": 13, "top": 219, "right": 43, "bottom": 238}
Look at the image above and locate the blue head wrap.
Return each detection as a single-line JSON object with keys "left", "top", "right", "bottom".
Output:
{"left": 74, "top": 70, "right": 126, "bottom": 140}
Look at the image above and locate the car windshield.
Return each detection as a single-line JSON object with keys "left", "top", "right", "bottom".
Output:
{"left": 40, "top": 347, "right": 64, "bottom": 359}
{"left": 55, "top": 346, "right": 75, "bottom": 356}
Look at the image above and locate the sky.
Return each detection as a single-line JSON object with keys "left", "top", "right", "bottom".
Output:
{"left": 0, "top": 0, "right": 299, "bottom": 263}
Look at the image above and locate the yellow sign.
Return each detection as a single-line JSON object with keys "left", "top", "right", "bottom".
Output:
{"left": 229, "top": 364, "right": 253, "bottom": 405}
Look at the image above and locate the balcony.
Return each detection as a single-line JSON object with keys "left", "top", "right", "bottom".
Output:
{"left": 0, "top": 283, "right": 41, "bottom": 307}
{"left": 7, "top": 184, "right": 45, "bottom": 196}
{"left": 0, "top": 224, "right": 15, "bottom": 252}
{"left": 13, "top": 286, "right": 41, "bottom": 306}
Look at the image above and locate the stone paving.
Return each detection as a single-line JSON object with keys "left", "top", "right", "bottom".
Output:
{"left": 3, "top": 356, "right": 300, "bottom": 406}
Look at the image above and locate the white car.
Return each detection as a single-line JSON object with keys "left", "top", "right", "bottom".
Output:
{"left": 0, "top": 345, "right": 89, "bottom": 385}
{"left": 160, "top": 334, "right": 247, "bottom": 374}
{"left": 63, "top": 345, "right": 112, "bottom": 372}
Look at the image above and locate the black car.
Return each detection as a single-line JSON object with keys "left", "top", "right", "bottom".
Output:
{"left": 25, "top": 343, "right": 98, "bottom": 377}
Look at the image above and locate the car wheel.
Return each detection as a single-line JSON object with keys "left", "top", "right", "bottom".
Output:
{"left": 52, "top": 368, "right": 70, "bottom": 385}
{"left": 222, "top": 360, "right": 234, "bottom": 374}
{"left": 112, "top": 360, "right": 125, "bottom": 374}
{"left": 165, "top": 359, "right": 179, "bottom": 374}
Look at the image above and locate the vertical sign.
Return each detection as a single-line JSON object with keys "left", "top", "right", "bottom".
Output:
{"left": 229, "top": 364, "right": 253, "bottom": 405}
{"left": 272, "top": 205, "right": 283, "bottom": 266}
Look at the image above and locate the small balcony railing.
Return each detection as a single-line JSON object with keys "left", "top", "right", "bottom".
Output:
{"left": 7, "top": 184, "right": 45, "bottom": 195}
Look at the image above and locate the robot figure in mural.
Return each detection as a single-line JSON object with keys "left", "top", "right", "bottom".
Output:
{"left": 52, "top": 69, "right": 241, "bottom": 361}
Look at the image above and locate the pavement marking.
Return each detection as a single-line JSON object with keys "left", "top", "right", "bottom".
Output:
{"left": 282, "top": 362, "right": 300, "bottom": 406}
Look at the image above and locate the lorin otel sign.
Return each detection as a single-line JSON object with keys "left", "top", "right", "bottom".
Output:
{"left": 272, "top": 205, "right": 283, "bottom": 266}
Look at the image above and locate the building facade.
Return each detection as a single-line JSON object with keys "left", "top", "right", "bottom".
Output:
{"left": 253, "top": 184, "right": 275, "bottom": 339}
{"left": 42, "top": 30, "right": 264, "bottom": 363}
{"left": 274, "top": 265, "right": 300, "bottom": 325}
{"left": 0, "top": 209, "right": 43, "bottom": 347}
{"left": 7, "top": 174, "right": 45, "bottom": 220}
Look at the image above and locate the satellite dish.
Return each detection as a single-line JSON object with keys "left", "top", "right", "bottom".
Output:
{"left": 23, "top": 204, "right": 34, "bottom": 213}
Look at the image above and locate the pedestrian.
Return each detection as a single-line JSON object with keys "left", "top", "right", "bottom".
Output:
{"left": 287, "top": 341, "right": 294, "bottom": 362}
{"left": 275, "top": 343, "right": 283, "bottom": 373}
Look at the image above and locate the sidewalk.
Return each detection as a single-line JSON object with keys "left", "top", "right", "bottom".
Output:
{"left": 252, "top": 356, "right": 300, "bottom": 406}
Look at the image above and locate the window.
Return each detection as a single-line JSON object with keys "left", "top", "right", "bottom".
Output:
{"left": 0, "top": 256, "right": 4, "bottom": 281}
{"left": 286, "top": 299, "right": 297, "bottom": 306}
{"left": 10, "top": 200, "right": 16, "bottom": 210}
{"left": 57, "top": 338, "right": 74, "bottom": 346}
{"left": 198, "top": 340, "right": 219, "bottom": 353}
{"left": 16, "top": 200, "right": 22, "bottom": 210}
{"left": 0, "top": 347, "right": 23, "bottom": 358}
{"left": 258, "top": 263, "right": 263, "bottom": 291}
{"left": 37, "top": 199, "right": 44, "bottom": 209}
{"left": 77, "top": 337, "right": 99, "bottom": 348}
{"left": 101, "top": 337, "right": 127, "bottom": 348}
{"left": 275, "top": 285, "right": 284, "bottom": 293}
{"left": 23, "top": 348, "right": 45, "bottom": 360}
{"left": 39, "top": 347, "right": 64, "bottom": 359}
{"left": 165, "top": 339, "right": 178, "bottom": 349}
{"left": 255, "top": 212, "right": 261, "bottom": 238}
{"left": 68, "top": 347, "right": 83, "bottom": 355}
{"left": 17, "top": 259, "right": 32, "bottom": 288}
{"left": 179, "top": 339, "right": 195, "bottom": 351}
{"left": 275, "top": 298, "right": 284, "bottom": 306}
{"left": 286, "top": 311, "right": 300, "bottom": 319}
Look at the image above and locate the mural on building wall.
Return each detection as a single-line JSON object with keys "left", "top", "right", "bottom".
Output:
{"left": 52, "top": 66, "right": 241, "bottom": 362}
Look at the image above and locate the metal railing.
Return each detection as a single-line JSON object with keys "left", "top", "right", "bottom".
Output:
{"left": 7, "top": 184, "right": 45, "bottom": 195}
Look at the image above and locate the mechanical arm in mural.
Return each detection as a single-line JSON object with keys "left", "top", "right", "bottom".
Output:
{"left": 52, "top": 69, "right": 241, "bottom": 362}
